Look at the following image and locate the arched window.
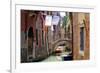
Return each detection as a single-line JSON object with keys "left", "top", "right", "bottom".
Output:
{"left": 28, "top": 27, "right": 33, "bottom": 38}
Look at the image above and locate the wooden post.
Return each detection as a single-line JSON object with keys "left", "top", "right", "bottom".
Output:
{"left": 72, "top": 13, "right": 80, "bottom": 60}
{"left": 84, "top": 13, "right": 90, "bottom": 59}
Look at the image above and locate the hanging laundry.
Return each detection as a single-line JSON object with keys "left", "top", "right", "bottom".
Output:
{"left": 45, "top": 15, "right": 52, "bottom": 26}
{"left": 62, "top": 16, "right": 68, "bottom": 28}
{"left": 52, "top": 15, "right": 60, "bottom": 25}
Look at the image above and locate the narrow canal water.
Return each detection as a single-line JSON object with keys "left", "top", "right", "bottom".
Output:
{"left": 42, "top": 49, "right": 72, "bottom": 62}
